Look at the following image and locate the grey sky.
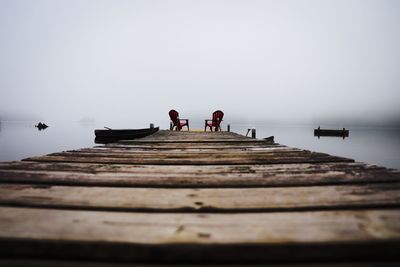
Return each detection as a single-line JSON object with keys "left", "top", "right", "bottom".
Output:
{"left": 1, "top": 0, "right": 399, "bottom": 127}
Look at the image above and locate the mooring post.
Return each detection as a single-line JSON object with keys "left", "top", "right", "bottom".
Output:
{"left": 150, "top": 123, "right": 154, "bottom": 129}
{"left": 251, "top": 129, "right": 256, "bottom": 139}
{"left": 227, "top": 124, "right": 230, "bottom": 132}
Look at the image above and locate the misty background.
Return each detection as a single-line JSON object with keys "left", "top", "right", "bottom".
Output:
{"left": 1, "top": 0, "right": 399, "bottom": 128}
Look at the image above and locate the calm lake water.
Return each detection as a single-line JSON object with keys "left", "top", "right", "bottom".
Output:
{"left": 1, "top": 121, "right": 400, "bottom": 170}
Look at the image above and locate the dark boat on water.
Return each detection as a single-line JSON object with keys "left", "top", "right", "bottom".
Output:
{"left": 95, "top": 126, "right": 159, "bottom": 143}
{"left": 314, "top": 126, "right": 349, "bottom": 138}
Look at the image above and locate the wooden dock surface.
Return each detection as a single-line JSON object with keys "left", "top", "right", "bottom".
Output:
{"left": 0, "top": 130, "right": 400, "bottom": 265}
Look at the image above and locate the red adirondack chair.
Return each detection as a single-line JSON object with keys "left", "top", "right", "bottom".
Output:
{"left": 204, "top": 110, "right": 224, "bottom": 132}
{"left": 169, "top": 110, "right": 189, "bottom": 131}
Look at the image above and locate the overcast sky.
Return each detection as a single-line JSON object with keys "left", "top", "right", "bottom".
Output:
{"left": 0, "top": 0, "right": 399, "bottom": 127}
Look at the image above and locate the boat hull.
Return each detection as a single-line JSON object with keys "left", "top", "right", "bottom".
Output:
{"left": 94, "top": 127, "right": 159, "bottom": 143}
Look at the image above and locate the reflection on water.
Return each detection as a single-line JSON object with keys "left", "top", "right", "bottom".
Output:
{"left": 230, "top": 124, "right": 400, "bottom": 170}
{"left": 0, "top": 121, "right": 399, "bottom": 169}
{"left": 0, "top": 121, "right": 96, "bottom": 162}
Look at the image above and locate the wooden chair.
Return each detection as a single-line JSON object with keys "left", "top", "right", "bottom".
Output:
{"left": 169, "top": 110, "right": 189, "bottom": 131}
{"left": 205, "top": 110, "right": 224, "bottom": 132}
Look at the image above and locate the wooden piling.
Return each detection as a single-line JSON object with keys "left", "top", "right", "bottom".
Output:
{"left": 251, "top": 128, "right": 256, "bottom": 138}
{"left": 0, "top": 130, "right": 399, "bottom": 265}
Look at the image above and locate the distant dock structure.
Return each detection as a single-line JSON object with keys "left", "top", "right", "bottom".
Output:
{"left": 314, "top": 126, "right": 349, "bottom": 138}
{"left": 0, "top": 130, "right": 399, "bottom": 264}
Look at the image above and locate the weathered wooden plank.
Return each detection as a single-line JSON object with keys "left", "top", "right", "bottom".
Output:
{"left": 0, "top": 183, "right": 399, "bottom": 212}
{"left": 23, "top": 150, "right": 353, "bottom": 165}
{"left": 0, "top": 161, "right": 387, "bottom": 173}
{"left": 79, "top": 146, "right": 295, "bottom": 153}
{"left": 100, "top": 142, "right": 281, "bottom": 149}
{"left": 116, "top": 139, "right": 275, "bottom": 143}
{"left": 21, "top": 155, "right": 352, "bottom": 165}
{"left": 0, "top": 207, "right": 400, "bottom": 262}
{"left": 0, "top": 162, "right": 398, "bottom": 187}
{"left": 46, "top": 150, "right": 343, "bottom": 158}
{"left": 137, "top": 136, "right": 251, "bottom": 141}
{"left": 46, "top": 150, "right": 346, "bottom": 158}
{"left": 63, "top": 148, "right": 303, "bottom": 156}
{"left": 0, "top": 161, "right": 382, "bottom": 172}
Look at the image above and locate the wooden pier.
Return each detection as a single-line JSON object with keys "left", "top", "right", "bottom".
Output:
{"left": 0, "top": 130, "right": 400, "bottom": 265}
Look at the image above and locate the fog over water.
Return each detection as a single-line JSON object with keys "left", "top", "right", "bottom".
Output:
{"left": 0, "top": 0, "right": 399, "bottom": 128}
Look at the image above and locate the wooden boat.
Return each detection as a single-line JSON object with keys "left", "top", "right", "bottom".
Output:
{"left": 314, "top": 126, "right": 349, "bottom": 138}
{"left": 95, "top": 126, "right": 159, "bottom": 143}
